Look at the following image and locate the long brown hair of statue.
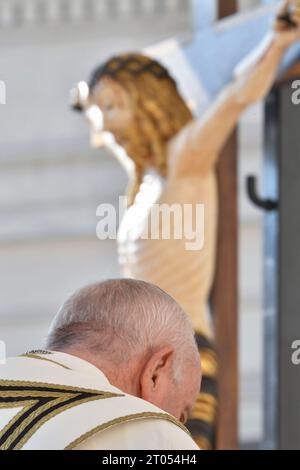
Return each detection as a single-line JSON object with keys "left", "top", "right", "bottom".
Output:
{"left": 89, "top": 54, "right": 193, "bottom": 201}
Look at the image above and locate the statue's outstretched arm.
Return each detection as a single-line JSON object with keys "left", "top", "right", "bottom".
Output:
{"left": 168, "top": 0, "right": 300, "bottom": 179}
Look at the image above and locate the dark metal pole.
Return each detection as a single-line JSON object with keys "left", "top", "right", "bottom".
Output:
{"left": 263, "top": 74, "right": 300, "bottom": 450}
{"left": 278, "top": 80, "right": 300, "bottom": 449}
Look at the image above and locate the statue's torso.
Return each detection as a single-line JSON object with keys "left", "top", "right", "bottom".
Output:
{"left": 118, "top": 169, "right": 218, "bottom": 338}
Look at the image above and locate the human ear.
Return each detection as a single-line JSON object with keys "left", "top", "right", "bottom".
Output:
{"left": 139, "top": 347, "right": 175, "bottom": 404}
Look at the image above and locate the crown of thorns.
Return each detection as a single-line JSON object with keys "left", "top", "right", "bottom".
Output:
{"left": 89, "top": 54, "right": 177, "bottom": 89}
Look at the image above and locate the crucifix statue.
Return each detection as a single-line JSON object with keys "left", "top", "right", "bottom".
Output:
{"left": 72, "top": 1, "right": 300, "bottom": 449}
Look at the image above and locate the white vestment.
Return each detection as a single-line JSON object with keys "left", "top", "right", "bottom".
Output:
{"left": 0, "top": 351, "right": 199, "bottom": 451}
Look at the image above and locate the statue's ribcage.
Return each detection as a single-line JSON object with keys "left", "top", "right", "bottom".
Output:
{"left": 118, "top": 206, "right": 217, "bottom": 338}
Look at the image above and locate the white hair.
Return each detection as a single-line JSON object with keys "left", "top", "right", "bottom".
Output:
{"left": 46, "top": 279, "right": 198, "bottom": 381}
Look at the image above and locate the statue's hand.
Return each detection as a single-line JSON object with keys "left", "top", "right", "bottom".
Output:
{"left": 233, "top": 1, "right": 300, "bottom": 108}
{"left": 274, "top": 0, "right": 300, "bottom": 48}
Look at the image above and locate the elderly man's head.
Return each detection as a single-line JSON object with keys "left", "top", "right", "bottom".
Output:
{"left": 46, "top": 279, "right": 201, "bottom": 424}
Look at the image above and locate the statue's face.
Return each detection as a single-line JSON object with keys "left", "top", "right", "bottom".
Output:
{"left": 86, "top": 77, "right": 160, "bottom": 172}
{"left": 87, "top": 77, "right": 137, "bottom": 154}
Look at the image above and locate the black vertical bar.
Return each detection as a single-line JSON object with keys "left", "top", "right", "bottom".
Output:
{"left": 278, "top": 80, "right": 300, "bottom": 450}
{"left": 263, "top": 89, "right": 280, "bottom": 450}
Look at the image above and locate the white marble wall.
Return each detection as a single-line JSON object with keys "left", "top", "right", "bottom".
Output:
{"left": 0, "top": 0, "right": 188, "bottom": 27}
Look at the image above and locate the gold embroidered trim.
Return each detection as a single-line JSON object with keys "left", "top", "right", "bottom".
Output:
{"left": 65, "top": 412, "right": 191, "bottom": 450}
{"left": 0, "top": 379, "right": 123, "bottom": 450}
{"left": 0, "top": 379, "right": 117, "bottom": 395}
{"left": 20, "top": 353, "right": 71, "bottom": 370}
